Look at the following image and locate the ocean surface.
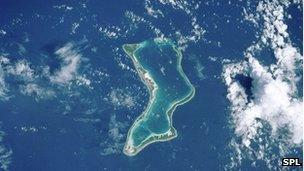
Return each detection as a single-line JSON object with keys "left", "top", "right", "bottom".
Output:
{"left": 0, "top": 0, "right": 302, "bottom": 170}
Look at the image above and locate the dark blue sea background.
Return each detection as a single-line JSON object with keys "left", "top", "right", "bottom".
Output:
{"left": 0, "top": 0, "right": 302, "bottom": 170}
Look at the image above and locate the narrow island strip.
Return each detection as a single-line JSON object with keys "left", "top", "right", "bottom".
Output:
{"left": 122, "top": 38, "right": 195, "bottom": 156}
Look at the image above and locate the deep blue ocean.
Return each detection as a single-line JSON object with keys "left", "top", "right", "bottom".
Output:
{"left": 0, "top": 0, "right": 302, "bottom": 170}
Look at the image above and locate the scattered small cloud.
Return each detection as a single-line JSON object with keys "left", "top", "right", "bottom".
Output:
{"left": 100, "top": 115, "right": 127, "bottom": 156}
{"left": 0, "top": 30, "right": 6, "bottom": 36}
{"left": 108, "top": 88, "right": 136, "bottom": 109}
{"left": 223, "top": 0, "right": 303, "bottom": 169}
{"left": 145, "top": 0, "right": 164, "bottom": 18}
{"left": 8, "top": 60, "right": 34, "bottom": 81}
{"left": 50, "top": 43, "right": 83, "bottom": 85}
{"left": 71, "top": 22, "right": 80, "bottom": 34}
{"left": 20, "top": 83, "right": 55, "bottom": 99}
{"left": 53, "top": 4, "right": 73, "bottom": 11}
{"left": 0, "top": 127, "right": 12, "bottom": 171}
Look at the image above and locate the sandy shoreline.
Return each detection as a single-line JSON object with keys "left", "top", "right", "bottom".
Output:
{"left": 122, "top": 40, "right": 195, "bottom": 156}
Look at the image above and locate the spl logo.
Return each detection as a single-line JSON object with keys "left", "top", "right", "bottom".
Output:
{"left": 282, "top": 158, "right": 303, "bottom": 166}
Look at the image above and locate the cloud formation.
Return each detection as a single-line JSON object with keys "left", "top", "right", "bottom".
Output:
{"left": 100, "top": 115, "right": 127, "bottom": 156}
{"left": 0, "top": 41, "right": 91, "bottom": 101}
{"left": 223, "top": 0, "right": 302, "bottom": 169}
{"left": 0, "top": 127, "right": 12, "bottom": 171}
{"left": 50, "top": 43, "right": 82, "bottom": 84}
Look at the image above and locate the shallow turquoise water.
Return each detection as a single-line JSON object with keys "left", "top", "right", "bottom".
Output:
{"left": 0, "top": 0, "right": 301, "bottom": 170}
{"left": 128, "top": 39, "right": 194, "bottom": 146}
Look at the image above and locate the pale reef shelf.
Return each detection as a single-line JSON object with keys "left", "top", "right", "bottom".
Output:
{"left": 122, "top": 38, "right": 195, "bottom": 156}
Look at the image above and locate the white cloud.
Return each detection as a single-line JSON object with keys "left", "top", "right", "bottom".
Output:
{"left": 189, "top": 55, "right": 205, "bottom": 80}
{"left": 144, "top": 0, "right": 164, "bottom": 18}
{"left": 1, "top": 58, "right": 55, "bottom": 100}
{"left": 0, "top": 42, "right": 90, "bottom": 100}
{"left": 8, "top": 60, "right": 34, "bottom": 81}
{"left": 224, "top": 55, "right": 302, "bottom": 145}
{"left": 0, "top": 129, "right": 12, "bottom": 171}
{"left": 50, "top": 43, "right": 82, "bottom": 84}
{"left": 0, "top": 30, "right": 6, "bottom": 36}
{"left": 71, "top": 22, "right": 80, "bottom": 34}
{"left": 75, "top": 75, "right": 91, "bottom": 87}
{"left": 0, "top": 57, "right": 37, "bottom": 99}
{"left": 17, "top": 43, "right": 26, "bottom": 55}
{"left": 98, "top": 26, "right": 121, "bottom": 39}
{"left": 108, "top": 88, "right": 135, "bottom": 109}
{"left": 53, "top": 4, "right": 73, "bottom": 11}
{"left": 125, "top": 0, "right": 205, "bottom": 50}
{"left": 0, "top": 57, "right": 9, "bottom": 99}
{"left": 223, "top": 0, "right": 302, "bottom": 169}
{"left": 157, "top": 0, "right": 205, "bottom": 50}
{"left": 100, "top": 115, "right": 127, "bottom": 156}
{"left": 20, "top": 83, "right": 55, "bottom": 99}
